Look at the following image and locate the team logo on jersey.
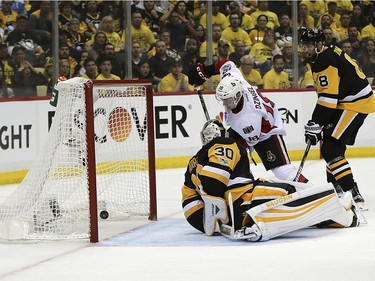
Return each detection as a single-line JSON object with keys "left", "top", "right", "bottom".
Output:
{"left": 219, "top": 157, "right": 229, "bottom": 165}
{"left": 221, "top": 64, "right": 232, "bottom": 76}
{"left": 266, "top": 150, "right": 276, "bottom": 162}
{"left": 242, "top": 125, "right": 254, "bottom": 134}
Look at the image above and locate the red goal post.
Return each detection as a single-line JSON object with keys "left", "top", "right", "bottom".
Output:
{"left": 0, "top": 78, "right": 157, "bottom": 243}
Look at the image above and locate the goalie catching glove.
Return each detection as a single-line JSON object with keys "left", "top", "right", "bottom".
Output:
{"left": 188, "top": 59, "right": 229, "bottom": 86}
{"left": 304, "top": 120, "right": 323, "bottom": 145}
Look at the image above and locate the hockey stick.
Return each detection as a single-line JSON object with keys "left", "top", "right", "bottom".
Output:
{"left": 293, "top": 139, "right": 311, "bottom": 181}
{"left": 197, "top": 89, "right": 211, "bottom": 121}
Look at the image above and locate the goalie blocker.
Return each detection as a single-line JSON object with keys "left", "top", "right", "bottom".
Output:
{"left": 205, "top": 181, "right": 364, "bottom": 242}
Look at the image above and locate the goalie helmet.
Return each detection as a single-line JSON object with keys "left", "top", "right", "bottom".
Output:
{"left": 299, "top": 28, "right": 324, "bottom": 45}
{"left": 200, "top": 119, "right": 226, "bottom": 145}
{"left": 215, "top": 76, "right": 243, "bottom": 109}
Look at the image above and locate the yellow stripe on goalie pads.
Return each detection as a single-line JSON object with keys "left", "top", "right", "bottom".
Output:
{"left": 202, "top": 194, "right": 229, "bottom": 236}
{"left": 245, "top": 183, "right": 349, "bottom": 241}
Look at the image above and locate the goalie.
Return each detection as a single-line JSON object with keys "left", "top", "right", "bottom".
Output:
{"left": 181, "top": 119, "right": 364, "bottom": 242}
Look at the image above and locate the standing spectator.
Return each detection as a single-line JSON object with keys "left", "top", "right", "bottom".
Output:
{"left": 361, "top": 16, "right": 375, "bottom": 41}
{"left": 0, "top": 0, "right": 18, "bottom": 40}
{"left": 86, "top": 31, "right": 107, "bottom": 62}
{"left": 96, "top": 56, "right": 120, "bottom": 80}
{"left": 221, "top": 13, "right": 252, "bottom": 53}
{"left": 181, "top": 38, "right": 204, "bottom": 76}
{"left": 358, "top": 38, "right": 375, "bottom": 79}
{"left": 11, "top": 60, "right": 48, "bottom": 97}
{"left": 162, "top": 10, "right": 198, "bottom": 54}
{"left": 149, "top": 39, "right": 176, "bottom": 84}
{"left": 141, "top": 0, "right": 170, "bottom": 37}
{"left": 81, "top": 0, "right": 102, "bottom": 40}
{"left": 80, "top": 57, "right": 98, "bottom": 80}
{"left": 250, "top": 0, "right": 280, "bottom": 30}
{"left": 199, "top": 1, "right": 228, "bottom": 31}
{"left": 28, "top": 0, "right": 52, "bottom": 52}
{"left": 250, "top": 28, "right": 281, "bottom": 76}
{"left": 263, "top": 54, "right": 291, "bottom": 89}
{"left": 249, "top": 14, "right": 269, "bottom": 46}
{"left": 121, "top": 10, "right": 156, "bottom": 53}
{"left": 174, "top": 0, "right": 194, "bottom": 27}
{"left": 229, "top": 40, "right": 246, "bottom": 67}
{"left": 0, "top": 64, "right": 12, "bottom": 98}
{"left": 159, "top": 59, "right": 193, "bottom": 92}
{"left": 239, "top": 55, "right": 263, "bottom": 89}
{"left": 275, "top": 14, "right": 293, "bottom": 48}
{"left": 98, "top": 16, "right": 121, "bottom": 53}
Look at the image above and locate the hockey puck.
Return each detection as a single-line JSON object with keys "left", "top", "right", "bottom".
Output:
{"left": 100, "top": 210, "right": 109, "bottom": 219}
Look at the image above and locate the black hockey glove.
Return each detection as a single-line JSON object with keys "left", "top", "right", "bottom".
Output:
{"left": 304, "top": 120, "right": 323, "bottom": 145}
{"left": 188, "top": 63, "right": 214, "bottom": 86}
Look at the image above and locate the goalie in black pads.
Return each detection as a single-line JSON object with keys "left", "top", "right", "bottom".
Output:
{"left": 181, "top": 119, "right": 364, "bottom": 241}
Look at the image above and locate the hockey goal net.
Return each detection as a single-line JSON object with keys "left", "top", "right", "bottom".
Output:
{"left": 0, "top": 78, "right": 156, "bottom": 242}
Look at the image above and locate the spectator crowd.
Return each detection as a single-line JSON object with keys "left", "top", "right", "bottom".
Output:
{"left": 0, "top": 0, "right": 374, "bottom": 97}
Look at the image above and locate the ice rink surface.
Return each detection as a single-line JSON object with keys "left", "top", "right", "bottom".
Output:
{"left": 0, "top": 158, "right": 375, "bottom": 281}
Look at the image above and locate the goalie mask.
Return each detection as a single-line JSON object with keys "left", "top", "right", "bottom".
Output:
{"left": 200, "top": 119, "right": 226, "bottom": 145}
{"left": 215, "top": 76, "right": 243, "bottom": 110}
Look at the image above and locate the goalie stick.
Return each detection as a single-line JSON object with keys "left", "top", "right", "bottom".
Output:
{"left": 219, "top": 192, "right": 259, "bottom": 241}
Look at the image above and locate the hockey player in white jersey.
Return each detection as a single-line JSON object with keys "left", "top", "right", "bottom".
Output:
{"left": 189, "top": 59, "right": 309, "bottom": 183}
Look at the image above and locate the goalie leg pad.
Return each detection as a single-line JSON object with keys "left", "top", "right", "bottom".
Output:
{"left": 201, "top": 194, "right": 228, "bottom": 236}
{"left": 245, "top": 183, "right": 349, "bottom": 241}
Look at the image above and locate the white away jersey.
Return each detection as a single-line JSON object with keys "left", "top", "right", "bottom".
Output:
{"left": 220, "top": 61, "right": 286, "bottom": 146}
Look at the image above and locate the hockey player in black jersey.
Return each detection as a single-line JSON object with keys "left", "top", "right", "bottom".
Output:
{"left": 181, "top": 119, "right": 363, "bottom": 241}
{"left": 300, "top": 28, "right": 375, "bottom": 211}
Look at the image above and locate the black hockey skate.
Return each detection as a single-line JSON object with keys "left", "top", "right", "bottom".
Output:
{"left": 351, "top": 183, "right": 367, "bottom": 211}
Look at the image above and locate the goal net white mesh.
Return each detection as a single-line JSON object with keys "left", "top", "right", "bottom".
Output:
{"left": 0, "top": 78, "right": 155, "bottom": 240}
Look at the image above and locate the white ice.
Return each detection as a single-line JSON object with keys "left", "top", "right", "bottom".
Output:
{"left": 0, "top": 158, "right": 375, "bottom": 281}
